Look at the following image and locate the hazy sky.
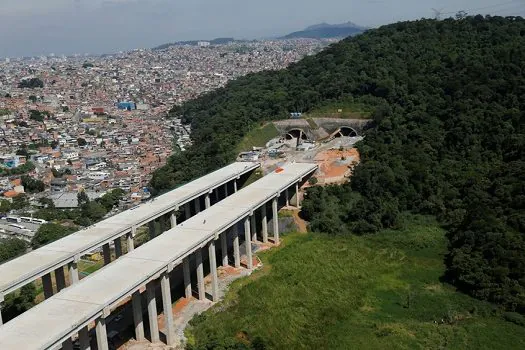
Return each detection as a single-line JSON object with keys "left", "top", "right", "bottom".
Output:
{"left": 0, "top": 0, "right": 524, "bottom": 57}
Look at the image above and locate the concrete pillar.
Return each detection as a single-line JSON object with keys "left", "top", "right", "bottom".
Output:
{"left": 233, "top": 225, "right": 240, "bottom": 268}
{"left": 170, "top": 210, "right": 177, "bottom": 228}
{"left": 244, "top": 217, "right": 253, "bottom": 269}
{"left": 251, "top": 213, "right": 257, "bottom": 242}
{"left": 194, "top": 197, "right": 201, "bottom": 214}
{"left": 95, "top": 315, "right": 109, "bottom": 350}
{"left": 68, "top": 260, "right": 79, "bottom": 285}
{"left": 205, "top": 193, "right": 211, "bottom": 209}
{"left": 0, "top": 294, "right": 3, "bottom": 326}
{"left": 132, "top": 291, "right": 145, "bottom": 341}
{"left": 62, "top": 338, "right": 73, "bottom": 350}
{"left": 102, "top": 243, "right": 111, "bottom": 265}
{"left": 262, "top": 203, "right": 268, "bottom": 243}
{"left": 221, "top": 231, "right": 228, "bottom": 267}
{"left": 295, "top": 182, "right": 301, "bottom": 207}
{"left": 148, "top": 221, "right": 156, "bottom": 240}
{"left": 159, "top": 215, "right": 166, "bottom": 234}
{"left": 285, "top": 188, "right": 289, "bottom": 207}
{"left": 55, "top": 266, "right": 66, "bottom": 292}
{"left": 234, "top": 179, "right": 238, "bottom": 193}
{"left": 183, "top": 257, "right": 192, "bottom": 299}
{"left": 208, "top": 241, "right": 219, "bottom": 302}
{"left": 42, "top": 273, "right": 54, "bottom": 299}
{"left": 114, "top": 236, "right": 123, "bottom": 258}
{"left": 185, "top": 202, "right": 191, "bottom": 219}
{"left": 78, "top": 326, "right": 90, "bottom": 350}
{"left": 196, "top": 249, "right": 205, "bottom": 300}
{"left": 160, "top": 272, "right": 175, "bottom": 345}
{"left": 146, "top": 281, "right": 160, "bottom": 343}
{"left": 127, "top": 228, "right": 135, "bottom": 252}
{"left": 273, "top": 198, "right": 280, "bottom": 244}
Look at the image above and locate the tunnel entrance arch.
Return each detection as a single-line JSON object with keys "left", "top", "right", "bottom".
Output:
{"left": 335, "top": 126, "right": 358, "bottom": 138}
{"left": 285, "top": 129, "right": 308, "bottom": 141}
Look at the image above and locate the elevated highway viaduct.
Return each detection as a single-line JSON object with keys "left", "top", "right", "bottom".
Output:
{"left": 0, "top": 162, "right": 317, "bottom": 350}
{"left": 0, "top": 162, "right": 259, "bottom": 324}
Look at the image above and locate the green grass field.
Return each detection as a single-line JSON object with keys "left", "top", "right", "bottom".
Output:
{"left": 236, "top": 123, "right": 280, "bottom": 153}
{"left": 186, "top": 216, "right": 525, "bottom": 349}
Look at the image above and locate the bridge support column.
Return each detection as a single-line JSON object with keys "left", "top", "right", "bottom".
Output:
{"left": 205, "top": 193, "right": 211, "bottom": 209}
{"left": 0, "top": 294, "right": 4, "bottom": 326}
{"left": 234, "top": 179, "right": 238, "bottom": 193}
{"left": 102, "top": 243, "right": 111, "bottom": 265}
{"left": 170, "top": 209, "right": 177, "bottom": 228}
{"left": 159, "top": 215, "right": 167, "bottom": 235}
{"left": 208, "top": 241, "right": 219, "bottom": 302}
{"left": 272, "top": 198, "right": 279, "bottom": 244}
{"left": 78, "top": 326, "right": 90, "bottom": 350}
{"left": 55, "top": 266, "right": 66, "bottom": 292}
{"left": 244, "top": 217, "right": 253, "bottom": 269}
{"left": 224, "top": 183, "right": 228, "bottom": 197}
{"left": 221, "top": 231, "right": 228, "bottom": 267}
{"left": 62, "top": 338, "right": 73, "bottom": 350}
{"left": 196, "top": 249, "right": 205, "bottom": 300}
{"left": 183, "top": 257, "right": 192, "bottom": 299}
{"left": 295, "top": 182, "right": 301, "bottom": 207}
{"left": 262, "top": 203, "right": 268, "bottom": 243}
{"left": 194, "top": 197, "right": 201, "bottom": 214}
{"left": 285, "top": 188, "right": 289, "bottom": 207}
{"left": 114, "top": 236, "right": 123, "bottom": 258}
{"left": 68, "top": 259, "right": 79, "bottom": 285}
{"left": 148, "top": 221, "right": 156, "bottom": 240}
{"left": 233, "top": 225, "right": 240, "bottom": 268}
{"left": 95, "top": 313, "right": 109, "bottom": 350}
{"left": 251, "top": 212, "right": 257, "bottom": 242}
{"left": 127, "top": 228, "right": 135, "bottom": 252}
{"left": 161, "top": 272, "right": 176, "bottom": 345}
{"left": 185, "top": 202, "right": 191, "bottom": 220}
{"left": 42, "top": 272, "right": 54, "bottom": 299}
{"left": 146, "top": 281, "right": 160, "bottom": 343}
{"left": 132, "top": 291, "right": 145, "bottom": 341}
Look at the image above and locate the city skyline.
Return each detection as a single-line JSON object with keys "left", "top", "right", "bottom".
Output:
{"left": 1, "top": 0, "right": 524, "bottom": 57}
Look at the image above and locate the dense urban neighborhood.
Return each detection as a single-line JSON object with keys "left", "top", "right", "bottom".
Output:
{"left": 0, "top": 39, "right": 328, "bottom": 242}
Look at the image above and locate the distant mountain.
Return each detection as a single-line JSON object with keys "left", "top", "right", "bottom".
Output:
{"left": 280, "top": 21, "right": 366, "bottom": 39}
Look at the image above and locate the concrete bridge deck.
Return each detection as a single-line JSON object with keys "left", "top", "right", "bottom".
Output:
{"left": 0, "top": 163, "right": 317, "bottom": 350}
{"left": 0, "top": 162, "right": 259, "bottom": 297}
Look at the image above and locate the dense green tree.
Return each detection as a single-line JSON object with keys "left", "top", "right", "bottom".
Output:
{"left": 21, "top": 175, "right": 45, "bottom": 193}
{"left": 0, "top": 238, "right": 27, "bottom": 263}
{"left": 18, "top": 78, "right": 44, "bottom": 89}
{"left": 77, "top": 137, "right": 87, "bottom": 146}
{"left": 77, "top": 190, "right": 90, "bottom": 207}
{"left": 32, "top": 223, "right": 76, "bottom": 248}
{"left": 1, "top": 283, "right": 37, "bottom": 322}
{"left": 150, "top": 16, "right": 525, "bottom": 310}
{"left": 11, "top": 194, "right": 29, "bottom": 210}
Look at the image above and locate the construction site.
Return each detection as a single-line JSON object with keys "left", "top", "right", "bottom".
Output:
{"left": 238, "top": 117, "right": 370, "bottom": 184}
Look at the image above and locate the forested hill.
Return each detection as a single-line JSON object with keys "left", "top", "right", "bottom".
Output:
{"left": 151, "top": 16, "right": 525, "bottom": 311}
{"left": 280, "top": 22, "right": 365, "bottom": 39}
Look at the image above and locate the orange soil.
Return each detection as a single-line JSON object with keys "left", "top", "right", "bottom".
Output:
{"left": 314, "top": 148, "right": 360, "bottom": 180}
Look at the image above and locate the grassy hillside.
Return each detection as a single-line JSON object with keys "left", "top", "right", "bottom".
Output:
{"left": 186, "top": 216, "right": 525, "bottom": 349}
{"left": 236, "top": 123, "right": 280, "bottom": 153}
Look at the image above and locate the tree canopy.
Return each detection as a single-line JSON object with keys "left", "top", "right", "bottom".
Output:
{"left": 31, "top": 223, "right": 76, "bottom": 249}
{"left": 151, "top": 16, "right": 525, "bottom": 312}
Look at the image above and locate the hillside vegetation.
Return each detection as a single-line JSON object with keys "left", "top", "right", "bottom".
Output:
{"left": 187, "top": 217, "right": 525, "bottom": 349}
{"left": 152, "top": 16, "right": 525, "bottom": 312}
